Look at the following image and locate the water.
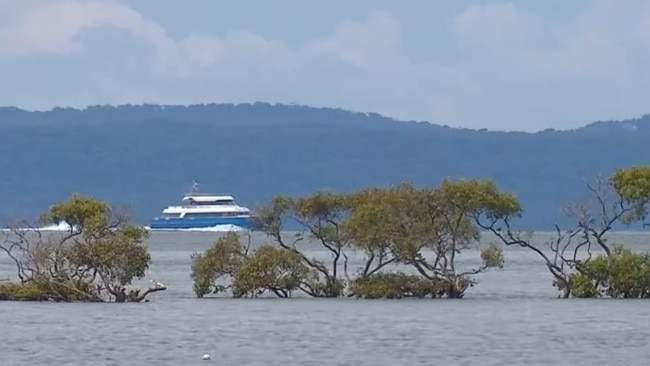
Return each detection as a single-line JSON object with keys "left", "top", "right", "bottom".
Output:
{"left": 2, "top": 231, "right": 650, "bottom": 365}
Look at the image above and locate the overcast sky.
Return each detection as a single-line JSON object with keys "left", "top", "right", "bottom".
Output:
{"left": 1, "top": 0, "right": 649, "bottom": 131}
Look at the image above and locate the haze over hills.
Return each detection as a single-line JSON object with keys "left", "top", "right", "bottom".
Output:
{"left": 1, "top": 102, "right": 649, "bottom": 230}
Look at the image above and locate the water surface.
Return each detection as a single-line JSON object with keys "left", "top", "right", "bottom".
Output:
{"left": 2, "top": 231, "right": 650, "bottom": 365}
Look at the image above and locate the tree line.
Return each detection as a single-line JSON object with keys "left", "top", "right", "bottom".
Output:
{"left": 2, "top": 165, "right": 650, "bottom": 302}
{"left": 191, "top": 165, "right": 650, "bottom": 299}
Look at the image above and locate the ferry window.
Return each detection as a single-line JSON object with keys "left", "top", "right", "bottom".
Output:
{"left": 183, "top": 212, "right": 243, "bottom": 218}
{"left": 215, "top": 200, "right": 235, "bottom": 205}
{"left": 184, "top": 212, "right": 224, "bottom": 218}
{"left": 187, "top": 200, "right": 235, "bottom": 206}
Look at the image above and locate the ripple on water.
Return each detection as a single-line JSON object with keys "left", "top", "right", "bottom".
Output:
{"left": 2, "top": 232, "right": 650, "bottom": 365}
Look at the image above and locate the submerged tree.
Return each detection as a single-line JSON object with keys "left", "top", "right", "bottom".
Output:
{"left": 190, "top": 231, "right": 317, "bottom": 298}
{"left": 473, "top": 165, "right": 650, "bottom": 298}
{"left": 252, "top": 192, "right": 350, "bottom": 297}
{"left": 346, "top": 180, "right": 504, "bottom": 299}
{"left": 191, "top": 179, "right": 516, "bottom": 299}
{"left": 232, "top": 245, "right": 315, "bottom": 298}
{"left": 193, "top": 167, "right": 650, "bottom": 301}
{"left": 0, "top": 194, "right": 165, "bottom": 302}
{"left": 190, "top": 231, "right": 249, "bottom": 298}
{"left": 570, "top": 246, "right": 650, "bottom": 298}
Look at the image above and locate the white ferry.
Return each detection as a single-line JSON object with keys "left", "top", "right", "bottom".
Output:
{"left": 149, "top": 181, "right": 256, "bottom": 230}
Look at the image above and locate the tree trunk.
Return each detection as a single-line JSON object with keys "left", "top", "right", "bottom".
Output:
{"left": 556, "top": 277, "right": 571, "bottom": 299}
{"left": 114, "top": 288, "right": 127, "bottom": 303}
{"left": 127, "top": 283, "right": 167, "bottom": 302}
{"left": 561, "top": 284, "right": 570, "bottom": 299}
{"left": 446, "top": 285, "right": 464, "bottom": 299}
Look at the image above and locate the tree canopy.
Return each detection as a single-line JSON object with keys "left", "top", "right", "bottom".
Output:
{"left": 191, "top": 165, "right": 650, "bottom": 300}
{"left": 474, "top": 165, "right": 650, "bottom": 298}
{"left": 0, "top": 194, "right": 165, "bottom": 302}
{"left": 191, "top": 179, "right": 507, "bottom": 299}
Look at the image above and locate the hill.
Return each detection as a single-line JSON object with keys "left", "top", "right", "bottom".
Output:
{"left": 1, "top": 102, "right": 648, "bottom": 229}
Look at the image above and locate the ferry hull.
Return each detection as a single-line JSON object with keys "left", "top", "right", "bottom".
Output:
{"left": 148, "top": 216, "right": 258, "bottom": 230}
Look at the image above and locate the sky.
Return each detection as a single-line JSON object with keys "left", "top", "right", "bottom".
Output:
{"left": 1, "top": 0, "right": 650, "bottom": 132}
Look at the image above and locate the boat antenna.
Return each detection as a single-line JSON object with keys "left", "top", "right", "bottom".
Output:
{"left": 191, "top": 180, "right": 200, "bottom": 193}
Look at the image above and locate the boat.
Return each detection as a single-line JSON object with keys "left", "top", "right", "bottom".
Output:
{"left": 148, "top": 181, "right": 257, "bottom": 230}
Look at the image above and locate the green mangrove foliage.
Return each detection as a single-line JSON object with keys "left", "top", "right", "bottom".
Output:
{"left": 191, "top": 179, "right": 508, "bottom": 299}
{"left": 232, "top": 245, "right": 314, "bottom": 298}
{"left": 348, "top": 272, "right": 453, "bottom": 299}
{"left": 344, "top": 181, "right": 506, "bottom": 299}
{"left": 190, "top": 231, "right": 248, "bottom": 297}
{"left": 569, "top": 246, "right": 650, "bottom": 298}
{"left": 0, "top": 194, "right": 165, "bottom": 302}
{"left": 474, "top": 165, "right": 650, "bottom": 298}
{"left": 190, "top": 231, "right": 318, "bottom": 298}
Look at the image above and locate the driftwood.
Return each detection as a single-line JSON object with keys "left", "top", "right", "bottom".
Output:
{"left": 119, "top": 281, "right": 168, "bottom": 302}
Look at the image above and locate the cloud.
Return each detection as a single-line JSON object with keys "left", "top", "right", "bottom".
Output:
{"left": 453, "top": 2, "right": 631, "bottom": 81}
{"left": 447, "top": 1, "right": 650, "bottom": 129}
{"left": 2, "top": 0, "right": 650, "bottom": 131}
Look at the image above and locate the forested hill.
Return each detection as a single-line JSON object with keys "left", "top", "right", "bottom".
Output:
{"left": 1, "top": 102, "right": 649, "bottom": 229}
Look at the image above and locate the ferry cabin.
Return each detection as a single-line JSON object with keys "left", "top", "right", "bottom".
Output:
{"left": 160, "top": 194, "right": 251, "bottom": 218}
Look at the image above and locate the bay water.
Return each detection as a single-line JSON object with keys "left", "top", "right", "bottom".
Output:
{"left": 1, "top": 230, "right": 650, "bottom": 365}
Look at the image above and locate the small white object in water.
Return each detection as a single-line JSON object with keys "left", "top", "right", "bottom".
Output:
{"left": 202, "top": 354, "right": 211, "bottom": 360}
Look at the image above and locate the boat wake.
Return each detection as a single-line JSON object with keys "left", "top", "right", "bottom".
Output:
{"left": 1, "top": 222, "right": 244, "bottom": 233}
{"left": 0, "top": 221, "right": 77, "bottom": 232}
{"left": 144, "top": 224, "right": 245, "bottom": 232}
